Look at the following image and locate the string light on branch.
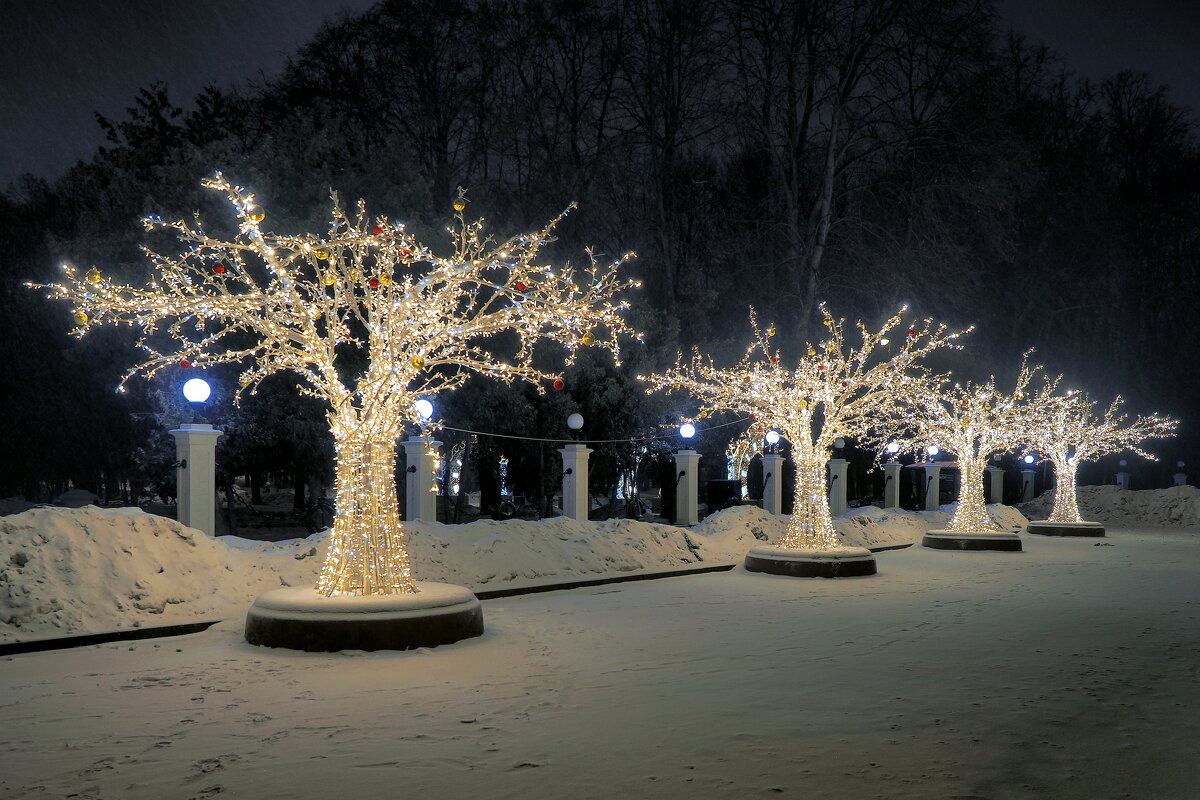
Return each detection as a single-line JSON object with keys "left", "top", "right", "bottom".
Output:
{"left": 32, "top": 173, "right": 641, "bottom": 596}
{"left": 641, "top": 304, "right": 970, "bottom": 551}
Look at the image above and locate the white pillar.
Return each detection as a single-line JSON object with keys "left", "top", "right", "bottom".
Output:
{"left": 673, "top": 449, "right": 701, "bottom": 526}
{"left": 1115, "top": 471, "right": 1130, "bottom": 490}
{"left": 827, "top": 458, "right": 849, "bottom": 516}
{"left": 1020, "top": 468, "right": 1037, "bottom": 502}
{"left": 1173, "top": 472, "right": 1188, "bottom": 487}
{"left": 986, "top": 466, "right": 1005, "bottom": 505}
{"left": 558, "top": 443, "right": 592, "bottom": 521}
{"left": 882, "top": 462, "right": 902, "bottom": 508}
{"left": 922, "top": 464, "right": 942, "bottom": 511}
{"left": 169, "top": 423, "right": 223, "bottom": 536}
{"left": 761, "top": 453, "right": 785, "bottom": 516}
{"left": 401, "top": 437, "right": 441, "bottom": 522}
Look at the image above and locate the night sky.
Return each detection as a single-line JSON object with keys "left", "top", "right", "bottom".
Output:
{"left": 1, "top": 0, "right": 1197, "bottom": 189}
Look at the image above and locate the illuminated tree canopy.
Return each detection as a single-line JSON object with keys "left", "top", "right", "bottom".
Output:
{"left": 34, "top": 173, "right": 640, "bottom": 595}
{"left": 643, "top": 305, "right": 969, "bottom": 550}
{"left": 890, "top": 354, "right": 1060, "bottom": 532}
{"left": 1027, "top": 390, "right": 1177, "bottom": 524}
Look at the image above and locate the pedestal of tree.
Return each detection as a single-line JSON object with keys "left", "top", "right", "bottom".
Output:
{"left": 921, "top": 531, "right": 1022, "bottom": 551}
{"left": 245, "top": 582, "right": 483, "bottom": 652}
{"left": 743, "top": 545, "right": 876, "bottom": 577}
{"left": 1026, "top": 520, "right": 1105, "bottom": 537}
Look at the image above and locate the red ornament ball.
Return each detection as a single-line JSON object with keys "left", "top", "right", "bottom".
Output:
{"left": 552, "top": 378, "right": 565, "bottom": 391}
{"left": 817, "top": 364, "right": 826, "bottom": 371}
{"left": 841, "top": 380, "right": 848, "bottom": 387}
{"left": 372, "top": 226, "right": 383, "bottom": 235}
{"left": 515, "top": 281, "right": 527, "bottom": 292}
{"left": 368, "top": 277, "right": 380, "bottom": 289}
{"left": 770, "top": 357, "right": 779, "bottom": 364}
{"left": 180, "top": 359, "right": 191, "bottom": 369}
{"left": 213, "top": 263, "right": 226, "bottom": 274}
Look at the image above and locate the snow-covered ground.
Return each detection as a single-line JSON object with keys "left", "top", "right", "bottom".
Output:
{"left": 1, "top": 501, "right": 1029, "bottom": 643}
{"left": 2, "top": 522, "right": 1198, "bottom": 799}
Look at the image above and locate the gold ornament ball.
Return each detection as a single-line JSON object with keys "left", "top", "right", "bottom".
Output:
{"left": 314, "top": 247, "right": 330, "bottom": 260}
{"left": 581, "top": 333, "right": 595, "bottom": 346}
{"left": 411, "top": 356, "right": 425, "bottom": 369}
{"left": 85, "top": 268, "right": 102, "bottom": 284}
{"left": 379, "top": 274, "right": 393, "bottom": 286}
{"left": 322, "top": 273, "right": 337, "bottom": 286}
{"left": 73, "top": 311, "right": 89, "bottom": 325}
{"left": 248, "top": 209, "right": 266, "bottom": 222}
{"left": 453, "top": 200, "right": 466, "bottom": 212}
{"left": 766, "top": 325, "right": 776, "bottom": 337}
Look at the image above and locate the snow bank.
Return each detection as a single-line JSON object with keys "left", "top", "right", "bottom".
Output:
{"left": 1019, "top": 484, "right": 1200, "bottom": 527}
{"left": 0, "top": 507, "right": 318, "bottom": 642}
{"left": 1, "top": 501, "right": 1025, "bottom": 642}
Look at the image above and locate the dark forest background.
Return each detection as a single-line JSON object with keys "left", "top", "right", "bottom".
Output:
{"left": 1, "top": 0, "right": 1197, "bottom": 507}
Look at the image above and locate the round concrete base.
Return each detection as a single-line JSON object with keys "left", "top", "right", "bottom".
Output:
{"left": 1026, "top": 520, "right": 1106, "bottom": 537}
{"left": 743, "top": 545, "right": 877, "bottom": 578}
{"left": 922, "top": 531, "right": 1022, "bottom": 552}
{"left": 245, "top": 582, "right": 483, "bottom": 652}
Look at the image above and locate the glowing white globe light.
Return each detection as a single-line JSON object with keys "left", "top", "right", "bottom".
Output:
{"left": 926, "top": 444, "right": 939, "bottom": 457}
{"left": 765, "top": 430, "right": 781, "bottom": 445}
{"left": 879, "top": 337, "right": 890, "bottom": 346}
{"left": 679, "top": 422, "right": 696, "bottom": 439}
{"left": 885, "top": 441, "right": 900, "bottom": 454}
{"left": 834, "top": 437, "right": 845, "bottom": 449}
{"left": 567, "top": 413, "right": 584, "bottom": 431}
{"left": 1023, "top": 454, "right": 1035, "bottom": 464}
{"left": 414, "top": 398, "right": 434, "bottom": 420}
{"left": 182, "top": 378, "right": 211, "bottom": 403}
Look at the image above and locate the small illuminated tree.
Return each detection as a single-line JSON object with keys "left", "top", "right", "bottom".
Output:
{"left": 1028, "top": 391, "right": 1177, "bottom": 523}
{"left": 643, "top": 305, "right": 969, "bottom": 551}
{"left": 35, "top": 173, "right": 639, "bottom": 596}
{"left": 890, "top": 355, "right": 1061, "bottom": 532}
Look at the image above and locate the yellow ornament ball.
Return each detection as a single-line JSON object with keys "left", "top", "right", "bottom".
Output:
{"left": 453, "top": 200, "right": 466, "bottom": 212}
{"left": 85, "top": 268, "right": 102, "bottom": 284}
{"left": 322, "top": 272, "right": 336, "bottom": 286}
{"left": 799, "top": 400, "right": 809, "bottom": 409}
{"left": 766, "top": 325, "right": 776, "bottom": 337}
{"left": 248, "top": 209, "right": 266, "bottom": 222}
{"left": 581, "top": 333, "right": 595, "bottom": 346}
{"left": 314, "top": 247, "right": 330, "bottom": 260}
{"left": 349, "top": 270, "right": 362, "bottom": 282}
{"left": 411, "top": 355, "right": 425, "bottom": 369}
{"left": 73, "top": 311, "right": 89, "bottom": 325}
{"left": 379, "top": 274, "right": 393, "bottom": 286}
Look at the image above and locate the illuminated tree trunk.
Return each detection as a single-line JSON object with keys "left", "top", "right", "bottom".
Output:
{"left": 779, "top": 446, "right": 842, "bottom": 550}
{"left": 1048, "top": 458, "right": 1083, "bottom": 523}
{"left": 317, "top": 417, "right": 417, "bottom": 596}
{"left": 946, "top": 454, "right": 997, "bottom": 532}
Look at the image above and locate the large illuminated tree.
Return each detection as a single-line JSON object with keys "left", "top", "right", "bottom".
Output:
{"left": 644, "top": 305, "right": 968, "bottom": 552}
{"left": 35, "top": 173, "right": 639, "bottom": 596}
{"left": 1028, "top": 390, "right": 1177, "bottom": 524}
{"left": 890, "top": 355, "right": 1060, "bottom": 533}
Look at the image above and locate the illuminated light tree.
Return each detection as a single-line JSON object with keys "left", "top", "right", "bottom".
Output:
{"left": 643, "top": 305, "right": 969, "bottom": 577}
{"left": 35, "top": 173, "right": 640, "bottom": 600}
{"left": 888, "top": 355, "right": 1061, "bottom": 549}
{"left": 1025, "top": 390, "right": 1177, "bottom": 536}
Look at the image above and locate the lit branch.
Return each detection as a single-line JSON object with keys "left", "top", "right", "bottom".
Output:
{"left": 33, "top": 174, "right": 640, "bottom": 596}
{"left": 642, "top": 304, "right": 970, "bottom": 550}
